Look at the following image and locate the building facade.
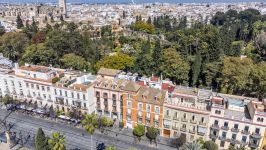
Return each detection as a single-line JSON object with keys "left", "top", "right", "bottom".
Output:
{"left": 163, "top": 87, "right": 211, "bottom": 141}
{"left": 122, "top": 81, "right": 166, "bottom": 134}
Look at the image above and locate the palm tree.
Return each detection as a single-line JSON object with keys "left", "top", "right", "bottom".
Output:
{"left": 48, "top": 132, "right": 66, "bottom": 150}
{"left": 82, "top": 114, "right": 98, "bottom": 150}
{"left": 181, "top": 141, "right": 205, "bottom": 150}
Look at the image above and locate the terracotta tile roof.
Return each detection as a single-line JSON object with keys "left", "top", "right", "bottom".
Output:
{"left": 150, "top": 76, "right": 159, "bottom": 82}
{"left": 136, "top": 86, "right": 166, "bottom": 106}
{"left": 19, "top": 65, "right": 52, "bottom": 73}
{"left": 97, "top": 68, "right": 122, "bottom": 77}
{"left": 122, "top": 81, "right": 141, "bottom": 92}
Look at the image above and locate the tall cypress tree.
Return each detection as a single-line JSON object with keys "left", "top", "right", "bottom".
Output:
{"left": 16, "top": 14, "right": 24, "bottom": 29}
{"left": 35, "top": 128, "right": 48, "bottom": 150}
{"left": 192, "top": 51, "right": 202, "bottom": 86}
{"left": 152, "top": 40, "right": 162, "bottom": 74}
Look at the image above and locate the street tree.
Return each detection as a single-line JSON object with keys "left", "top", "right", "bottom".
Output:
{"left": 132, "top": 124, "right": 145, "bottom": 142}
{"left": 48, "top": 132, "right": 66, "bottom": 150}
{"left": 181, "top": 141, "right": 204, "bottom": 150}
{"left": 146, "top": 127, "right": 159, "bottom": 145}
{"left": 172, "top": 133, "right": 186, "bottom": 149}
{"left": 35, "top": 128, "right": 48, "bottom": 150}
{"left": 203, "top": 141, "right": 218, "bottom": 150}
{"left": 82, "top": 114, "right": 98, "bottom": 150}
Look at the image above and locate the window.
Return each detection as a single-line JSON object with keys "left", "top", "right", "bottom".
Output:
{"left": 192, "top": 115, "right": 195, "bottom": 121}
{"left": 138, "top": 103, "right": 143, "bottom": 110}
{"left": 36, "top": 85, "right": 39, "bottom": 90}
{"left": 182, "top": 124, "right": 186, "bottom": 129}
{"left": 96, "top": 91, "right": 100, "bottom": 97}
{"left": 201, "top": 117, "right": 205, "bottom": 123}
{"left": 224, "top": 122, "right": 228, "bottom": 127}
{"left": 59, "top": 90, "right": 62, "bottom": 96}
{"left": 183, "top": 113, "right": 186, "bottom": 119}
{"left": 71, "top": 92, "right": 74, "bottom": 98}
{"left": 244, "top": 126, "right": 249, "bottom": 132}
{"left": 83, "top": 94, "right": 86, "bottom": 100}
{"left": 54, "top": 89, "right": 57, "bottom": 95}
{"left": 242, "top": 136, "right": 247, "bottom": 142}
{"left": 47, "top": 87, "right": 50, "bottom": 91}
{"left": 66, "top": 99, "right": 68, "bottom": 105}
{"left": 26, "top": 83, "right": 29, "bottom": 87}
{"left": 146, "top": 105, "right": 151, "bottom": 112}
{"left": 215, "top": 110, "right": 221, "bottom": 114}
{"left": 234, "top": 124, "right": 238, "bottom": 129}
{"left": 65, "top": 91, "right": 68, "bottom": 97}
{"left": 83, "top": 103, "right": 86, "bottom": 108}
{"left": 214, "top": 120, "right": 218, "bottom": 125}
{"left": 222, "top": 132, "right": 227, "bottom": 138}
{"left": 18, "top": 82, "right": 22, "bottom": 87}
{"left": 31, "top": 84, "right": 34, "bottom": 88}
{"left": 255, "top": 128, "right": 260, "bottom": 134}
{"left": 166, "top": 110, "right": 170, "bottom": 116}
{"left": 127, "top": 101, "right": 132, "bottom": 108}
{"left": 155, "top": 106, "right": 160, "bottom": 114}
{"left": 42, "top": 86, "right": 45, "bottom": 91}
{"left": 232, "top": 134, "right": 236, "bottom": 140}
{"left": 112, "top": 94, "right": 116, "bottom": 100}
{"left": 77, "top": 93, "right": 80, "bottom": 99}
{"left": 103, "top": 92, "right": 108, "bottom": 98}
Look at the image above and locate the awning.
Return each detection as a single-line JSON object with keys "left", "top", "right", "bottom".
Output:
{"left": 198, "top": 126, "right": 207, "bottom": 133}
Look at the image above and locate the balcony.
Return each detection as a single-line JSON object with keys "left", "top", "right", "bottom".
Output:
{"left": 211, "top": 124, "right": 220, "bottom": 130}
{"left": 104, "top": 101, "right": 108, "bottom": 105}
{"left": 199, "top": 122, "right": 207, "bottom": 126}
{"left": 47, "top": 99, "right": 53, "bottom": 102}
{"left": 209, "top": 134, "right": 218, "bottom": 139}
{"left": 164, "top": 115, "right": 171, "bottom": 119}
{"left": 251, "top": 132, "right": 261, "bottom": 139}
{"left": 189, "top": 129, "right": 196, "bottom": 134}
{"left": 219, "top": 136, "right": 227, "bottom": 141}
{"left": 181, "top": 118, "right": 188, "bottom": 122}
{"left": 249, "top": 143, "right": 259, "bottom": 148}
{"left": 104, "top": 107, "right": 108, "bottom": 111}
{"left": 97, "top": 101, "right": 101, "bottom": 104}
{"left": 190, "top": 120, "right": 197, "bottom": 124}
{"left": 96, "top": 94, "right": 100, "bottom": 97}
{"left": 198, "top": 132, "right": 205, "bottom": 136}
{"left": 180, "top": 127, "right": 187, "bottom": 132}
{"left": 164, "top": 125, "right": 170, "bottom": 129}
{"left": 241, "top": 130, "right": 250, "bottom": 135}
{"left": 231, "top": 128, "right": 239, "bottom": 133}
{"left": 221, "top": 126, "right": 229, "bottom": 131}
{"left": 112, "top": 102, "right": 117, "bottom": 106}
{"left": 96, "top": 105, "right": 101, "bottom": 110}
{"left": 230, "top": 138, "right": 239, "bottom": 145}
{"left": 172, "top": 126, "right": 178, "bottom": 130}
{"left": 81, "top": 107, "right": 88, "bottom": 110}
{"left": 173, "top": 117, "right": 179, "bottom": 121}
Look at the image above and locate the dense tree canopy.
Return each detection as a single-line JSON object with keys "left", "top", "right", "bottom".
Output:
{"left": 0, "top": 8, "right": 265, "bottom": 98}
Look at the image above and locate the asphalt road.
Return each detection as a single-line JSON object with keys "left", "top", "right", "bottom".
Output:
{"left": 0, "top": 109, "right": 173, "bottom": 150}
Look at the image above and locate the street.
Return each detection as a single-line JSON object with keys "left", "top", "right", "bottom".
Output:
{"left": 0, "top": 109, "right": 175, "bottom": 150}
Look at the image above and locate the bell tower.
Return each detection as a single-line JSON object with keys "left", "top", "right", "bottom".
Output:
{"left": 59, "top": 0, "right": 66, "bottom": 16}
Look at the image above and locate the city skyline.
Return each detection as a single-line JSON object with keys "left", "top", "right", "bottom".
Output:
{"left": 0, "top": 0, "right": 265, "bottom": 4}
